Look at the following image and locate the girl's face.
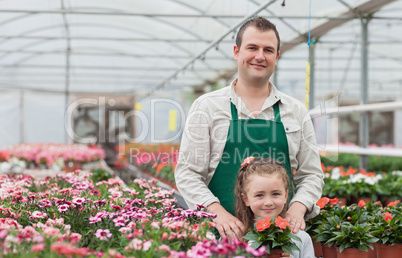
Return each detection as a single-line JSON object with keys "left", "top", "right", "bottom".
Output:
{"left": 241, "top": 173, "right": 288, "bottom": 219}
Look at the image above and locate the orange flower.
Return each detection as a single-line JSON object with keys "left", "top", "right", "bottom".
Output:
{"left": 274, "top": 216, "right": 290, "bottom": 230}
{"left": 256, "top": 217, "right": 272, "bottom": 232}
{"left": 329, "top": 198, "right": 339, "bottom": 205}
{"left": 360, "top": 171, "right": 376, "bottom": 177}
{"left": 155, "top": 163, "right": 165, "bottom": 173}
{"left": 382, "top": 212, "right": 393, "bottom": 222}
{"left": 340, "top": 166, "right": 358, "bottom": 176}
{"left": 387, "top": 200, "right": 400, "bottom": 207}
{"left": 241, "top": 156, "right": 255, "bottom": 167}
{"left": 316, "top": 197, "right": 330, "bottom": 208}
{"left": 358, "top": 200, "right": 366, "bottom": 207}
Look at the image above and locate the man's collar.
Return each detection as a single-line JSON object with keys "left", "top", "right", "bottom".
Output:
{"left": 229, "top": 78, "right": 285, "bottom": 105}
{"left": 269, "top": 82, "right": 286, "bottom": 104}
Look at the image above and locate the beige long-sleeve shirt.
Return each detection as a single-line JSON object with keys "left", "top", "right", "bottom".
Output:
{"left": 175, "top": 79, "right": 324, "bottom": 219}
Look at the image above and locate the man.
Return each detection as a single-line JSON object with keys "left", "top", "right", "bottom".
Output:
{"left": 175, "top": 17, "right": 323, "bottom": 241}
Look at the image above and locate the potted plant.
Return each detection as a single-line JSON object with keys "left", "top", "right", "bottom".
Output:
{"left": 371, "top": 202, "right": 402, "bottom": 257}
{"left": 322, "top": 177, "right": 353, "bottom": 205}
{"left": 329, "top": 220, "right": 378, "bottom": 258}
{"left": 313, "top": 215, "right": 341, "bottom": 258}
{"left": 243, "top": 216, "right": 301, "bottom": 257}
{"left": 305, "top": 197, "right": 341, "bottom": 257}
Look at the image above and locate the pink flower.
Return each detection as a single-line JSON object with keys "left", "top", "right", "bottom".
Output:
{"left": 113, "top": 217, "right": 128, "bottom": 227}
{"left": 31, "top": 211, "right": 48, "bottom": 219}
{"left": 162, "top": 232, "right": 168, "bottom": 240}
{"left": 127, "top": 238, "right": 143, "bottom": 250}
{"left": 142, "top": 240, "right": 152, "bottom": 251}
{"left": 89, "top": 216, "right": 102, "bottom": 224}
{"left": 72, "top": 197, "right": 86, "bottom": 205}
{"left": 159, "top": 244, "right": 170, "bottom": 252}
{"left": 58, "top": 204, "right": 69, "bottom": 213}
{"left": 0, "top": 230, "right": 8, "bottom": 239}
{"left": 43, "top": 227, "right": 60, "bottom": 237}
{"left": 32, "top": 243, "right": 46, "bottom": 252}
{"left": 95, "top": 229, "right": 112, "bottom": 240}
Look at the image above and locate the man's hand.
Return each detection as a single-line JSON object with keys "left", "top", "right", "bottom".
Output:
{"left": 285, "top": 202, "right": 307, "bottom": 234}
{"left": 207, "top": 202, "right": 246, "bottom": 240}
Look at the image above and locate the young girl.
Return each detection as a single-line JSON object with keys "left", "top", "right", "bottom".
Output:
{"left": 235, "top": 157, "right": 315, "bottom": 258}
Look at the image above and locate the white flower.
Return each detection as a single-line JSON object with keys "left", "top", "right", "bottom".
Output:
{"left": 0, "top": 162, "right": 11, "bottom": 173}
{"left": 331, "top": 167, "right": 341, "bottom": 180}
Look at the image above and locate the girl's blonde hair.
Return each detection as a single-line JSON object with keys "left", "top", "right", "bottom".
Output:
{"left": 235, "top": 157, "right": 289, "bottom": 230}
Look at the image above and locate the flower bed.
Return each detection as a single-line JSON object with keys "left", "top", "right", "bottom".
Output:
{"left": 0, "top": 171, "right": 267, "bottom": 257}
{"left": 1, "top": 143, "right": 105, "bottom": 172}
{"left": 120, "top": 143, "right": 179, "bottom": 184}
{"left": 322, "top": 164, "right": 402, "bottom": 204}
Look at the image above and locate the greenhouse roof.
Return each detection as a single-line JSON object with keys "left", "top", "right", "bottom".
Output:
{"left": 0, "top": 0, "right": 401, "bottom": 102}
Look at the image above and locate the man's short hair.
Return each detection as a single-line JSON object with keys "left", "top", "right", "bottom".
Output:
{"left": 235, "top": 16, "right": 281, "bottom": 52}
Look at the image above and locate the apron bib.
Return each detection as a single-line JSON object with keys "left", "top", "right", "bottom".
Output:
{"left": 208, "top": 100, "right": 294, "bottom": 216}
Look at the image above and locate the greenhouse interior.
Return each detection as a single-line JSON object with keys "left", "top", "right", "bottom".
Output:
{"left": 0, "top": 0, "right": 401, "bottom": 257}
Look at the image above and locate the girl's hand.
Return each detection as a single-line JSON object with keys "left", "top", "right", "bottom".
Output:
{"left": 280, "top": 252, "right": 290, "bottom": 257}
{"left": 285, "top": 201, "right": 307, "bottom": 233}
{"left": 207, "top": 202, "right": 246, "bottom": 240}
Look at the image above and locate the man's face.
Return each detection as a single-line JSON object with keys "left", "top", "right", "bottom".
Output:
{"left": 234, "top": 26, "right": 280, "bottom": 85}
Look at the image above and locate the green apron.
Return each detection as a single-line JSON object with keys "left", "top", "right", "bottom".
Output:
{"left": 208, "top": 100, "right": 294, "bottom": 216}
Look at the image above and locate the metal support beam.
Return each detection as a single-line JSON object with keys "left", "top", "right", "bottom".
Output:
{"left": 19, "top": 90, "right": 24, "bottom": 144}
{"left": 61, "top": 0, "right": 71, "bottom": 143}
{"left": 273, "top": 64, "right": 278, "bottom": 89}
{"left": 0, "top": 9, "right": 400, "bottom": 20}
{"left": 2, "top": 36, "right": 402, "bottom": 45}
{"left": 308, "top": 41, "right": 316, "bottom": 110}
{"left": 359, "top": 17, "right": 370, "bottom": 170}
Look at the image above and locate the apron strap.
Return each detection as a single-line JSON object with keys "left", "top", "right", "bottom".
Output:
{"left": 232, "top": 100, "right": 281, "bottom": 122}
{"left": 273, "top": 102, "right": 281, "bottom": 123}
{"left": 230, "top": 101, "right": 238, "bottom": 120}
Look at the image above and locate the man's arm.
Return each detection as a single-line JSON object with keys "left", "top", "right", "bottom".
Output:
{"left": 286, "top": 110, "right": 324, "bottom": 233}
{"left": 174, "top": 100, "right": 219, "bottom": 210}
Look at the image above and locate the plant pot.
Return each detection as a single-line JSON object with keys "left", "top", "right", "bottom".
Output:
{"left": 352, "top": 197, "right": 371, "bottom": 205}
{"left": 322, "top": 244, "right": 337, "bottom": 258}
{"left": 375, "top": 243, "right": 402, "bottom": 258}
{"left": 338, "top": 197, "right": 348, "bottom": 206}
{"left": 382, "top": 197, "right": 391, "bottom": 207}
{"left": 336, "top": 248, "right": 368, "bottom": 258}
{"left": 313, "top": 241, "right": 323, "bottom": 257}
{"left": 65, "top": 161, "right": 82, "bottom": 173}
{"left": 264, "top": 248, "right": 283, "bottom": 257}
{"left": 367, "top": 244, "right": 376, "bottom": 258}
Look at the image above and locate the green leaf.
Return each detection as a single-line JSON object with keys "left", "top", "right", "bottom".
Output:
{"left": 358, "top": 245, "right": 368, "bottom": 252}
{"left": 243, "top": 231, "right": 259, "bottom": 241}
{"left": 339, "top": 244, "right": 346, "bottom": 253}
{"left": 282, "top": 245, "right": 294, "bottom": 255}
{"left": 315, "top": 235, "right": 328, "bottom": 243}
{"left": 272, "top": 241, "right": 281, "bottom": 249}
{"left": 288, "top": 234, "right": 302, "bottom": 243}
{"left": 250, "top": 240, "right": 263, "bottom": 250}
